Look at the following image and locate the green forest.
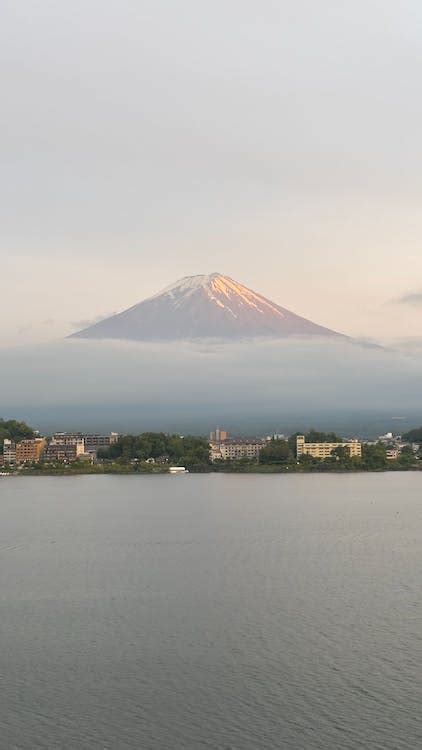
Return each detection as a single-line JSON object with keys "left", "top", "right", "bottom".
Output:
{"left": 402, "top": 427, "right": 422, "bottom": 443}
{"left": 98, "top": 432, "right": 211, "bottom": 471}
{"left": 0, "top": 419, "right": 34, "bottom": 454}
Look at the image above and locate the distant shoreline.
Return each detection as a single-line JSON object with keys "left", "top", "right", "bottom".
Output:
{"left": 1, "top": 466, "right": 421, "bottom": 478}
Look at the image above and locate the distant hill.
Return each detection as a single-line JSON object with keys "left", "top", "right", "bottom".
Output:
{"left": 402, "top": 427, "right": 422, "bottom": 442}
{"left": 70, "top": 273, "right": 345, "bottom": 342}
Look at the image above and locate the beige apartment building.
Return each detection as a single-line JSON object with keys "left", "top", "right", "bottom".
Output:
{"left": 210, "top": 439, "right": 264, "bottom": 462}
{"left": 296, "top": 435, "right": 362, "bottom": 459}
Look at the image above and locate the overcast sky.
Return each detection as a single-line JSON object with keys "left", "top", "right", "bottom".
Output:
{"left": 1, "top": 0, "right": 422, "bottom": 346}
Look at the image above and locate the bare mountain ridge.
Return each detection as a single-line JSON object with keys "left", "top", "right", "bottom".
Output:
{"left": 71, "top": 273, "right": 344, "bottom": 341}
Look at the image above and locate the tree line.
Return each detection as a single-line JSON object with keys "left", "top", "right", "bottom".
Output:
{"left": 98, "top": 432, "right": 211, "bottom": 470}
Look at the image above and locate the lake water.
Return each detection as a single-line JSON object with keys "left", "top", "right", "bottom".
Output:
{"left": 1, "top": 473, "right": 421, "bottom": 749}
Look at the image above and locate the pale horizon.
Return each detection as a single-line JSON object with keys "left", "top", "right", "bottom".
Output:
{"left": 2, "top": 1, "right": 422, "bottom": 346}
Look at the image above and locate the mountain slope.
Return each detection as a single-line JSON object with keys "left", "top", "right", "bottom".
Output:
{"left": 70, "top": 273, "right": 345, "bottom": 341}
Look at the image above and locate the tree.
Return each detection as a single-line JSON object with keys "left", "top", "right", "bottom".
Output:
{"left": 332, "top": 446, "right": 347, "bottom": 459}
{"left": 397, "top": 446, "right": 415, "bottom": 467}
{"left": 0, "top": 418, "right": 34, "bottom": 454}
{"left": 402, "top": 427, "right": 422, "bottom": 443}
{"left": 361, "top": 443, "right": 388, "bottom": 470}
{"left": 306, "top": 430, "right": 343, "bottom": 443}
{"left": 97, "top": 432, "right": 211, "bottom": 470}
{"left": 259, "top": 439, "right": 293, "bottom": 465}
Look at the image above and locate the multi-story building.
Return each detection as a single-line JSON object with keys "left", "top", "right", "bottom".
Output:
{"left": 50, "top": 433, "right": 81, "bottom": 446}
{"left": 296, "top": 435, "right": 362, "bottom": 459}
{"left": 210, "top": 439, "right": 264, "bottom": 462}
{"left": 15, "top": 438, "right": 46, "bottom": 463}
{"left": 378, "top": 432, "right": 395, "bottom": 443}
{"left": 84, "top": 433, "right": 119, "bottom": 451}
{"left": 44, "top": 443, "right": 79, "bottom": 462}
{"left": 209, "top": 428, "right": 228, "bottom": 442}
{"left": 51, "top": 432, "right": 119, "bottom": 452}
{"left": 3, "top": 439, "right": 17, "bottom": 464}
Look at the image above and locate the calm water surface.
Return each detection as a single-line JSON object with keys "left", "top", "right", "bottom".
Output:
{"left": 0, "top": 473, "right": 421, "bottom": 749}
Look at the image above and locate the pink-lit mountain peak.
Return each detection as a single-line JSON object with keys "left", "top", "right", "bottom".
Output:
{"left": 71, "top": 273, "right": 344, "bottom": 341}
{"left": 154, "top": 273, "right": 286, "bottom": 314}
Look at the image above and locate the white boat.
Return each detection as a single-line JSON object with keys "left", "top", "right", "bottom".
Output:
{"left": 169, "top": 466, "right": 189, "bottom": 474}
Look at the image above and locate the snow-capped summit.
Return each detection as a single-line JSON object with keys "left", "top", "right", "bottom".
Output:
{"left": 71, "top": 273, "right": 344, "bottom": 341}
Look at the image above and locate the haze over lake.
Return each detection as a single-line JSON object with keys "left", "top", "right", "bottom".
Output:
{"left": 3, "top": 337, "right": 422, "bottom": 435}
{"left": 1, "top": 474, "right": 421, "bottom": 749}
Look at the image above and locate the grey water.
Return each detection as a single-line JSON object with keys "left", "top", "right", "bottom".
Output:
{"left": 1, "top": 474, "right": 421, "bottom": 749}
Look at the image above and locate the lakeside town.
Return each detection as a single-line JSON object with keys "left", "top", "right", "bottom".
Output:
{"left": 1, "top": 419, "right": 422, "bottom": 475}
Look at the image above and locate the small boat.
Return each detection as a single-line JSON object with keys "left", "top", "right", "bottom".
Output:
{"left": 169, "top": 466, "right": 189, "bottom": 474}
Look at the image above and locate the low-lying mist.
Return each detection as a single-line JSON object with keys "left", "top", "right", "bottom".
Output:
{"left": 1, "top": 338, "right": 422, "bottom": 435}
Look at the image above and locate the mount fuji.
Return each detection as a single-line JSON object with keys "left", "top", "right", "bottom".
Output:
{"left": 71, "top": 273, "right": 345, "bottom": 341}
